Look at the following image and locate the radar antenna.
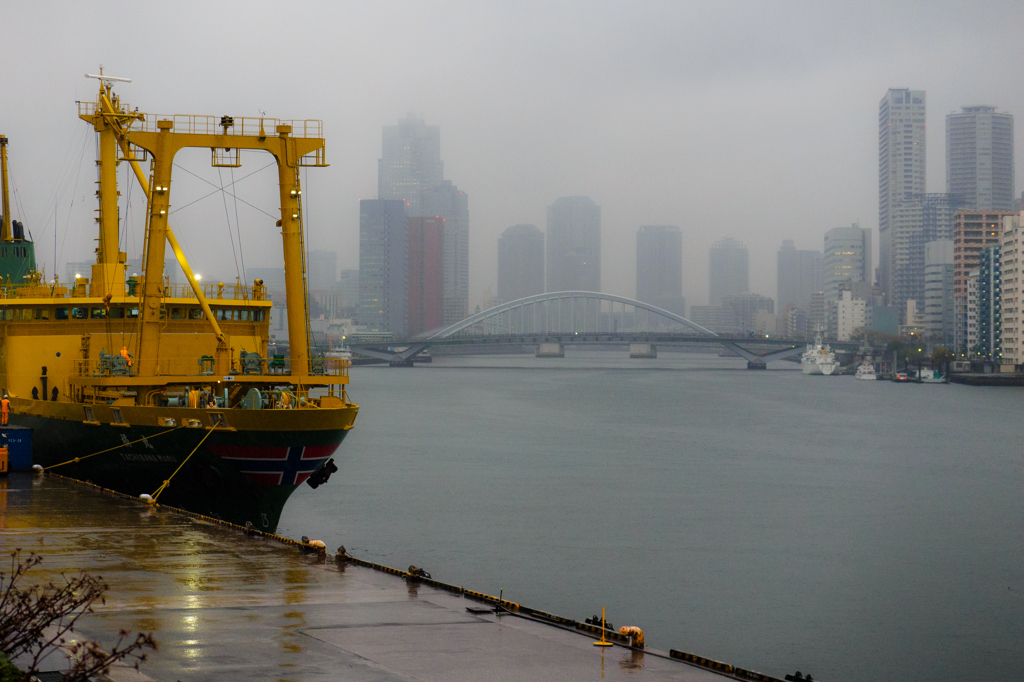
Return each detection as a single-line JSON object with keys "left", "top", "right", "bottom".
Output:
{"left": 85, "top": 65, "right": 131, "bottom": 87}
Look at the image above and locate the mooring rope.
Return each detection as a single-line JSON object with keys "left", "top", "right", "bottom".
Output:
{"left": 42, "top": 424, "right": 189, "bottom": 470}
{"left": 149, "top": 426, "right": 217, "bottom": 502}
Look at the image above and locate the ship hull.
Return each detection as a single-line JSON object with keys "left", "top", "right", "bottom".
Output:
{"left": 9, "top": 399, "right": 356, "bottom": 532}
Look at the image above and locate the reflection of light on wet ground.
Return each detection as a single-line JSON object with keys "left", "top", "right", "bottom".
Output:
{"left": 6, "top": 474, "right": 734, "bottom": 681}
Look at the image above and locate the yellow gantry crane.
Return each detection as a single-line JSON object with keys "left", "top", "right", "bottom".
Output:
{"left": 79, "top": 71, "right": 326, "bottom": 380}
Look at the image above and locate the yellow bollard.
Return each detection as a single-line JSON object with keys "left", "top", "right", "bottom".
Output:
{"left": 593, "top": 606, "right": 613, "bottom": 647}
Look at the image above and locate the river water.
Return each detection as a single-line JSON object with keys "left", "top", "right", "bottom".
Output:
{"left": 279, "top": 352, "right": 1024, "bottom": 682}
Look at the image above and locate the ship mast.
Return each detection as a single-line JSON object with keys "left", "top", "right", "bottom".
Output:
{"left": 80, "top": 75, "right": 325, "bottom": 380}
{"left": 0, "top": 135, "right": 11, "bottom": 242}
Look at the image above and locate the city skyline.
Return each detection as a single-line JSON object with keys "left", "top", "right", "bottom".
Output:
{"left": 5, "top": 3, "right": 1024, "bottom": 316}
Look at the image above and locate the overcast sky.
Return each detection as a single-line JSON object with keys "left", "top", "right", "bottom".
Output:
{"left": 3, "top": 0, "right": 1023, "bottom": 310}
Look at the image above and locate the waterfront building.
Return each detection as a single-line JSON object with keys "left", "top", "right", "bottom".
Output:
{"left": 779, "top": 304, "right": 808, "bottom": 338}
{"left": 637, "top": 225, "right": 686, "bottom": 317}
{"left": 358, "top": 199, "right": 408, "bottom": 335}
{"left": 965, "top": 269, "right": 980, "bottom": 356}
{"left": 924, "top": 240, "right": 955, "bottom": 347}
{"left": 999, "top": 213, "right": 1024, "bottom": 367}
{"left": 976, "top": 246, "right": 1001, "bottom": 361}
{"left": 546, "top": 196, "right": 601, "bottom": 293}
{"left": 498, "top": 224, "right": 545, "bottom": 304}
{"left": 834, "top": 290, "right": 867, "bottom": 342}
{"left": 946, "top": 106, "right": 1015, "bottom": 210}
{"left": 709, "top": 237, "right": 748, "bottom": 306}
{"left": 823, "top": 225, "right": 871, "bottom": 304}
{"left": 776, "top": 240, "right": 823, "bottom": 315}
{"left": 879, "top": 88, "right": 927, "bottom": 301}
{"left": 952, "top": 210, "right": 1012, "bottom": 353}
{"left": 889, "top": 193, "right": 960, "bottom": 321}
{"left": 723, "top": 293, "right": 773, "bottom": 333}
{"left": 407, "top": 217, "right": 445, "bottom": 336}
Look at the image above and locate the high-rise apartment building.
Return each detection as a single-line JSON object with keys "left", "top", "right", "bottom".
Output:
{"left": 879, "top": 89, "right": 927, "bottom": 300}
{"left": 497, "top": 224, "right": 545, "bottom": 304}
{"left": 776, "top": 240, "right": 823, "bottom": 316}
{"left": 546, "top": 196, "right": 600, "bottom": 292}
{"left": 999, "top": 213, "right": 1024, "bottom": 367}
{"left": 723, "top": 293, "right": 773, "bottom": 333}
{"left": 924, "top": 240, "right": 954, "bottom": 347}
{"left": 636, "top": 225, "right": 685, "bottom": 317}
{"left": 378, "top": 116, "right": 469, "bottom": 326}
{"left": 889, "top": 193, "right": 960, "bottom": 320}
{"left": 407, "top": 217, "right": 445, "bottom": 336}
{"left": 977, "top": 246, "right": 1002, "bottom": 361}
{"left": 358, "top": 199, "right": 408, "bottom": 335}
{"left": 952, "top": 211, "right": 1012, "bottom": 353}
{"left": 708, "top": 237, "right": 748, "bottom": 306}
{"left": 823, "top": 225, "right": 871, "bottom": 304}
{"left": 946, "top": 106, "right": 1015, "bottom": 210}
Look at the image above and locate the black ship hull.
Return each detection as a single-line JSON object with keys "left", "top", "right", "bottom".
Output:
{"left": 10, "top": 405, "right": 353, "bottom": 532}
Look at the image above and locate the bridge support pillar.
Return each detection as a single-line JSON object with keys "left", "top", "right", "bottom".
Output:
{"left": 747, "top": 359, "right": 767, "bottom": 370}
{"left": 536, "top": 342, "right": 564, "bottom": 358}
{"left": 629, "top": 343, "right": 657, "bottom": 359}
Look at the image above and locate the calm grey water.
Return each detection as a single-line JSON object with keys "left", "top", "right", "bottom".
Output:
{"left": 279, "top": 352, "right": 1024, "bottom": 682}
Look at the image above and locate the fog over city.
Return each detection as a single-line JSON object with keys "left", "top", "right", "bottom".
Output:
{"left": 3, "top": 0, "right": 1024, "bottom": 309}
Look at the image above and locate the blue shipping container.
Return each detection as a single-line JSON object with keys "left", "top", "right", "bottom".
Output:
{"left": 5, "top": 426, "right": 33, "bottom": 470}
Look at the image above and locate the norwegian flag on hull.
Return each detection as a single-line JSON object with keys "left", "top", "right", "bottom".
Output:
{"left": 209, "top": 445, "right": 338, "bottom": 486}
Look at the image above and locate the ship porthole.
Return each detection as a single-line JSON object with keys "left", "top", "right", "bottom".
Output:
{"left": 56, "top": 352, "right": 61, "bottom": 357}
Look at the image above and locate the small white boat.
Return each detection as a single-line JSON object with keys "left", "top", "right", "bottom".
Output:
{"left": 855, "top": 362, "right": 877, "bottom": 380}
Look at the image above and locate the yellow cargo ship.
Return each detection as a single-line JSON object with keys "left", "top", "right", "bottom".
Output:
{"left": 0, "top": 73, "right": 358, "bottom": 531}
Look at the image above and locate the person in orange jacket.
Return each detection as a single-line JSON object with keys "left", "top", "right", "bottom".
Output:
{"left": 1, "top": 395, "right": 10, "bottom": 426}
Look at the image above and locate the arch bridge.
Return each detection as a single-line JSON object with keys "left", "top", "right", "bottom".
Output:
{"left": 349, "top": 292, "right": 853, "bottom": 367}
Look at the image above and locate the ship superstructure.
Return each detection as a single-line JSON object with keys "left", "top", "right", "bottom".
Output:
{"left": 801, "top": 329, "right": 839, "bottom": 376}
{"left": 0, "top": 74, "right": 357, "bottom": 530}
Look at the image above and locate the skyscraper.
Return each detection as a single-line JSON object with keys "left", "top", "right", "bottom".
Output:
{"left": 378, "top": 116, "right": 469, "bottom": 326}
{"left": 823, "top": 225, "right": 872, "bottom": 303}
{"left": 546, "top": 196, "right": 600, "bottom": 292}
{"left": 407, "top": 217, "right": 445, "bottom": 336}
{"left": 776, "top": 240, "right": 823, "bottom": 314}
{"left": 889, "top": 193, "right": 960, "bottom": 319}
{"left": 924, "top": 239, "right": 955, "bottom": 347}
{"left": 497, "top": 224, "right": 545, "bottom": 304}
{"left": 946, "top": 106, "right": 1015, "bottom": 210}
{"left": 378, "top": 115, "right": 443, "bottom": 215}
{"left": 708, "top": 237, "right": 748, "bottom": 306}
{"left": 636, "top": 225, "right": 685, "bottom": 316}
{"left": 358, "top": 199, "right": 408, "bottom": 335}
{"left": 306, "top": 249, "right": 337, "bottom": 292}
{"left": 879, "top": 88, "right": 927, "bottom": 300}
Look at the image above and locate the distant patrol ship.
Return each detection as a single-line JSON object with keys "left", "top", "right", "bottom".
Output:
{"left": 801, "top": 329, "right": 839, "bottom": 375}
{"left": 0, "top": 73, "right": 358, "bottom": 532}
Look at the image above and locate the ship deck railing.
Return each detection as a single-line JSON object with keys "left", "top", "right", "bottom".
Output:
{"left": 78, "top": 101, "right": 324, "bottom": 140}
{"left": 0, "top": 281, "right": 266, "bottom": 302}
{"left": 74, "top": 356, "right": 350, "bottom": 379}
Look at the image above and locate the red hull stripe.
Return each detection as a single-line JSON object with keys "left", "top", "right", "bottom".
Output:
{"left": 210, "top": 445, "right": 337, "bottom": 461}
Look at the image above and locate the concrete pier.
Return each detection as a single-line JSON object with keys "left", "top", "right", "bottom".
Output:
{"left": 629, "top": 343, "right": 657, "bottom": 359}
{"left": 0, "top": 474, "right": 756, "bottom": 681}
{"left": 536, "top": 342, "right": 565, "bottom": 358}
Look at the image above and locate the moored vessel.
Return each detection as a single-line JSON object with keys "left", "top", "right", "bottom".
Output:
{"left": 1, "top": 73, "right": 358, "bottom": 531}
{"left": 855, "top": 362, "right": 877, "bottom": 380}
{"left": 801, "top": 329, "right": 839, "bottom": 375}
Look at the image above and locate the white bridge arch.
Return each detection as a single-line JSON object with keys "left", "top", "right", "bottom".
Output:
{"left": 421, "top": 291, "right": 716, "bottom": 340}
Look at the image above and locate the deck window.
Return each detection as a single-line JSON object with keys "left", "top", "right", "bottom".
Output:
{"left": 188, "top": 308, "right": 204, "bottom": 320}
{"left": 34, "top": 308, "right": 50, "bottom": 320}
{"left": 55, "top": 308, "right": 69, "bottom": 320}
{"left": 71, "top": 308, "right": 87, "bottom": 320}
{"left": 127, "top": 307, "right": 139, "bottom": 318}
{"left": 108, "top": 306, "right": 125, "bottom": 319}
{"left": 170, "top": 307, "right": 186, "bottom": 320}
{"left": 19, "top": 309, "right": 32, "bottom": 321}
{"left": 90, "top": 308, "right": 107, "bottom": 319}
{"left": 239, "top": 310, "right": 249, "bottom": 321}
{"left": 254, "top": 310, "right": 266, "bottom": 322}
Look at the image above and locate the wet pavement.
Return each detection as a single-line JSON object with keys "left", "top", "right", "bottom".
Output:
{"left": 0, "top": 474, "right": 736, "bottom": 681}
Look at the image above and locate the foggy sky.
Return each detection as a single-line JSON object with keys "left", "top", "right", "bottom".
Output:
{"left": 4, "top": 0, "right": 1024, "bottom": 310}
